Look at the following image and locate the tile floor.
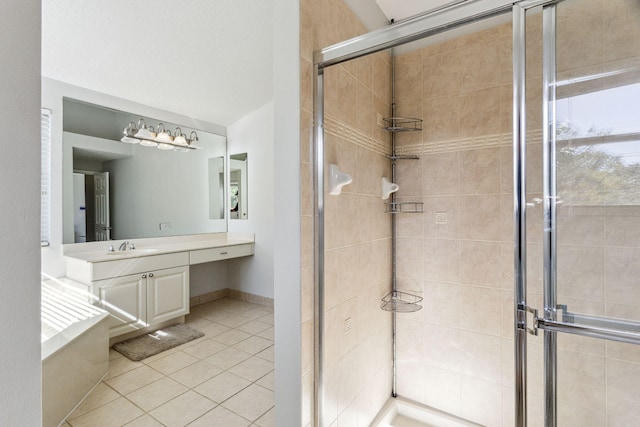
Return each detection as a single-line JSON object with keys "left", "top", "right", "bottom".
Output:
{"left": 63, "top": 297, "right": 275, "bottom": 427}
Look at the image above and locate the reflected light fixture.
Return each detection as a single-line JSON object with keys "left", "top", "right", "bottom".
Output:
{"left": 119, "top": 119, "right": 200, "bottom": 151}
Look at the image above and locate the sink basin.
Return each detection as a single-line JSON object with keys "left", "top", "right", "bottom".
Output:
{"left": 106, "top": 248, "right": 159, "bottom": 256}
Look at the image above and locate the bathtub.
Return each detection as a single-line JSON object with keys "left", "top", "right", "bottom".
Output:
{"left": 41, "top": 278, "right": 110, "bottom": 427}
{"left": 371, "top": 397, "right": 482, "bottom": 427}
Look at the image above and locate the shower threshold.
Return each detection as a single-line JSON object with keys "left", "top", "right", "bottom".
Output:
{"left": 370, "top": 397, "right": 482, "bottom": 427}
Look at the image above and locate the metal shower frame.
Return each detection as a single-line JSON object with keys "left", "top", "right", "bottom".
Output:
{"left": 312, "top": 0, "right": 640, "bottom": 426}
{"left": 313, "top": 2, "right": 515, "bottom": 426}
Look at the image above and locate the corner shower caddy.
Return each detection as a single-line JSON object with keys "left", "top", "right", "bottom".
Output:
{"left": 382, "top": 117, "right": 424, "bottom": 216}
{"left": 381, "top": 290, "right": 424, "bottom": 313}
{"left": 380, "top": 105, "right": 423, "bottom": 313}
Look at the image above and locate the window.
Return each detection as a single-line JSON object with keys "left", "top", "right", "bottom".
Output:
{"left": 41, "top": 108, "right": 52, "bottom": 246}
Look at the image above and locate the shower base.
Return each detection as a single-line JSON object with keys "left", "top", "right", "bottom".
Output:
{"left": 370, "top": 397, "right": 481, "bottom": 427}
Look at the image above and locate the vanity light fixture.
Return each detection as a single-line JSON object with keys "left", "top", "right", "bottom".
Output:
{"left": 134, "top": 119, "right": 156, "bottom": 140}
{"left": 119, "top": 119, "right": 200, "bottom": 151}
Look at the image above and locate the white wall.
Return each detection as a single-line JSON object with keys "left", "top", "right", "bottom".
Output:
{"left": 0, "top": 0, "right": 41, "bottom": 424}
{"left": 228, "top": 102, "right": 275, "bottom": 299}
{"left": 190, "top": 261, "right": 229, "bottom": 297}
{"left": 272, "top": 0, "right": 302, "bottom": 423}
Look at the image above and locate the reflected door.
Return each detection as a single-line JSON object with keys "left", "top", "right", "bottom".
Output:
{"left": 94, "top": 171, "right": 111, "bottom": 241}
{"left": 515, "top": 0, "right": 640, "bottom": 426}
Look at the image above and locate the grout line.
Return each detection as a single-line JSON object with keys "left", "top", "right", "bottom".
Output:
{"left": 65, "top": 297, "right": 275, "bottom": 426}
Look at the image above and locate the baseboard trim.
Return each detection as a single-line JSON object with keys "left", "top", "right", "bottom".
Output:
{"left": 190, "top": 288, "right": 273, "bottom": 308}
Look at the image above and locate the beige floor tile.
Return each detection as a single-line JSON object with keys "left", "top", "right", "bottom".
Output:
{"left": 68, "top": 397, "right": 144, "bottom": 427}
{"left": 218, "top": 313, "right": 253, "bottom": 328}
{"left": 170, "top": 360, "right": 223, "bottom": 388}
{"left": 65, "top": 298, "right": 275, "bottom": 426}
{"left": 237, "top": 319, "right": 272, "bottom": 335}
{"left": 146, "top": 351, "right": 199, "bottom": 375}
{"left": 233, "top": 336, "right": 272, "bottom": 355}
{"left": 181, "top": 338, "right": 227, "bottom": 359}
{"left": 104, "top": 356, "right": 143, "bottom": 380}
{"left": 105, "top": 365, "right": 165, "bottom": 395}
{"left": 188, "top": 321, "right": 232, "bottom": 338}
{"left": 123, "top": 414, "right": 165, "bottom": 426}
{"left": 258, "top": 313, "right": 274, "bottom": 325}
{"left": 256, "top": 345, "right": 274, "bottom": 362}
{"left": 188, "top": 406, "right": 251, "bottom": 427}
{"left": 189, "top": 304, "right": 217, "bottom": 317}
{"left": 240, "top": 307, "right": 273, "bottom": 321}
{"left": 216, "top": 329, "right": 253, "bottom": 346}
{"left": 256, "top": 371, "right": 275, "bottom": 391}
{"left": 222, "top": 384, "right": 274, "bottom": 422}
{"left": 229, "top": 356, "right": 274, "bottom": 382}
{"left": 256, "top": 326, "right": 274, "bottom": 341}
{"left": 149, "top": 390, "right": 216, "bottom": 427}
{"left": 140, "top": 347, "right": 180, "bottom": 364}
{"left": 204, "top": 347, "right": 253, "bottom": 370}
{"left": 194, "top": 372, "right": 251, "bottom": 404}
{"left": 126, "top": 377, "right": 189, "bottom": 412}
{"left": 200, "top": 310, "right": 231, "bottom": 323}
{"left": 67, "top": 382, "right": 120, "bottom": 419}
{"left": 254, "top": 406, "right": 275, "bottom": 427}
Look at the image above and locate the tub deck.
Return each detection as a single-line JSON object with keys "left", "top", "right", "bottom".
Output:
{"left": 41, "top": 278, "right": 109, "bottom": 427}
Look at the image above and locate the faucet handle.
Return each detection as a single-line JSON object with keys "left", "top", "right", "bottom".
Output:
{"left": 129, "top": 243, "right": 136, "bottom": 250}
{"left": 108, "top": 245, "right": 115, "bottom": 252}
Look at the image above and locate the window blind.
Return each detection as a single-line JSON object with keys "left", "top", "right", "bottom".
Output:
{"left": 41, "top": 108, "right": 52, "bottom": 246}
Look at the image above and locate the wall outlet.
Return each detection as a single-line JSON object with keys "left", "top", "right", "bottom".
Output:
{"left": 435, "top": 213, "right": 448, "bottom": 224}
{"left": 159, "top": 222, "right": 172, "bottom": 231}
{"left": 344, "top": 317, "right": 352, "bottom": 334}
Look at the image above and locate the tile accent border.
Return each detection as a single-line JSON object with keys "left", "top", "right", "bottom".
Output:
{"left": 395, "top": 130, "right": 543, "bottom": 156}
{"left": 324, "top": 115, "right": 390, "bottom": 156}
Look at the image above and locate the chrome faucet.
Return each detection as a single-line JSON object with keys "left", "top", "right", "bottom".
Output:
{"left": 118, "top": 241, "right": 129, "bottom": 251}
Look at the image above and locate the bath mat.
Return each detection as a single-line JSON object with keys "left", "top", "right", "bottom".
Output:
{"left": 112, "top": 324, "right": 204, "bottom": 361}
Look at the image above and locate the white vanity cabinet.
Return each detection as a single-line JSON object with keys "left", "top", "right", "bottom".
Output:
{"left": 63, "top": 234, "right": 256, "bottom": 339}
{"left": 67, "top": 251, "right": 191, "bottom": 338}
{"left": 93, "top": 265, "right": 189, "bottom": 337}
{"left": 93, "top": 273, "right": 146, "bottom": 337}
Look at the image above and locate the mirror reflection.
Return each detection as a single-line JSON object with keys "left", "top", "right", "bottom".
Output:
{"left": 230, "top": 153, "right": 248, "bottom": 219}
{"left": 63, "top": 98, "right": 227, "bottom": 243}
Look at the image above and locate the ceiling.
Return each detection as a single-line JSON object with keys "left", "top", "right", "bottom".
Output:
{"left": 42, "top": 0, "right": 274, "bottom": 127}
{"left": 42, "top": 1, "right": 495, "bottom": 128}
{"left": 343, "top": 0, "right": 459, "bottom": 30}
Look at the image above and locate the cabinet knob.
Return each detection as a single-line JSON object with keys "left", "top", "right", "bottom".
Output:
{"left": 148, "top": 273, "right": 154, "bottom": 277}
{"left": 220, "top": 251, "right": 228, "bottom": 255}
{"left": 141, "top": 274, "right": 147, "bottom": 279}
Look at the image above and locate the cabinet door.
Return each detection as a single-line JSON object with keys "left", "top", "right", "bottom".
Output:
{"left": 93, "top": 273, "right": 146, "bottom": 337}
{"left": 146, "top": 266, "right": 189, "bottom": 325}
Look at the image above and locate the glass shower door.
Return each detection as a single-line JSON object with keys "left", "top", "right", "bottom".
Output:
{"left": 516, "top": 0, "right": 640, "bottom": 425}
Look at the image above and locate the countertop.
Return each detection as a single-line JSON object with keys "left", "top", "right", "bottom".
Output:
{"left": 63, "top": 233, "right": 255, "bottom": 263}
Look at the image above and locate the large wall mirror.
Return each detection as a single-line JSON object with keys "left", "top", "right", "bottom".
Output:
{"left": 63, "top": 98, "right": 227, "bottom": 244}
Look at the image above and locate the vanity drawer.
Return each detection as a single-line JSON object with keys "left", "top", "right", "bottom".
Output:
{"left": 92, "top": 252, "right": 190, "bottom": 281}
{"left": 190, "top": 243, "right": 254, "bottom": 264}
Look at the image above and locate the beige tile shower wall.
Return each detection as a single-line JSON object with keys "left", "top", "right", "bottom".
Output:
{"left": 392, "top": 24, "right": 514, "bottom": 427}
{"left": 393, "top": 1, "right": 640, "bottom": 426}
{"left": 300, "top": 1, "right": 394, "bottom": 426}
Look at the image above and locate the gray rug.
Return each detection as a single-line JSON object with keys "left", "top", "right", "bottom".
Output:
{"left": 112, "top": 324, "right": 204, "bottom": 361}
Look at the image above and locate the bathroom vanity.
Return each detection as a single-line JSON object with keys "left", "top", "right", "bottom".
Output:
{"left": 64, "top": 232, "right": 254, "bottom": 338}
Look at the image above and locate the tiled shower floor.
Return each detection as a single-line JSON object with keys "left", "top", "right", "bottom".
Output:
{"left": 63, "top": 297, "right": 275, "bottom": 427}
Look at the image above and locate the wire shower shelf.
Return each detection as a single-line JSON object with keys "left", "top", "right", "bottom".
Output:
{"left": 382, "top": 117, "right": 423, "bottom": 132}
{"left": 381, "top": 290, "right": 423, "bottom": 312}
{"left": 385, "top": 201, "right": 424, "bottom": 214}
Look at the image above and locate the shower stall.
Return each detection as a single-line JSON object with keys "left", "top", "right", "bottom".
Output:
{"left": 307, "top": 0, "right": 640, "bottom": 425}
